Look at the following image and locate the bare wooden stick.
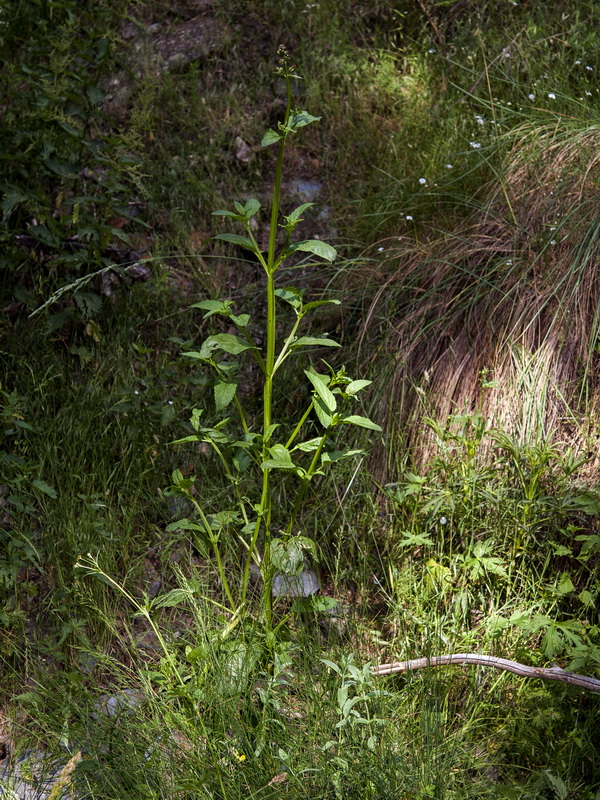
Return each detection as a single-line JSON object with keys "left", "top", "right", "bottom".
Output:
{"left": 372, "top": 654, "right": 600, "bottom": 693}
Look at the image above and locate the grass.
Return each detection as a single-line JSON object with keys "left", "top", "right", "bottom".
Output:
{"left": 1, "top": 0, "right": 600, "bottom": 797}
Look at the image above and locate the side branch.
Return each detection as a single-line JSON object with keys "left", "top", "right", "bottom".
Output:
{"left": 372, "top": 653, "right": 600, "bottom": 694}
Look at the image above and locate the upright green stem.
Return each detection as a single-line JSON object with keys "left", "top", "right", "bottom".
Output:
{"left": 258, "top": 70, "right": 293, "bottom": 631}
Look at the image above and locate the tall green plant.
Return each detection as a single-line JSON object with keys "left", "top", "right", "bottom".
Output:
{"left": 167, "top": 47, "right": 381, "bottom": 634}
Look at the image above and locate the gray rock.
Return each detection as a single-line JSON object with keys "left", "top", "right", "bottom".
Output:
{"left": 272, "top": 569, "right": 320, "bottom": 598}
{"left": 0, "top": 750, "right": 62, "bottom": 800}
{"left": 288, "top": 179, "right": 322, "bottom": 202}
{"left": 103, "top": 16, "right": 231, "bottom": 118}
{"left": 94, "top": 688, "right": 143, "bottom": 719}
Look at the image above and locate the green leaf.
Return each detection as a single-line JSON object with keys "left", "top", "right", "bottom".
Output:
{"left": 213, "top": 233, "right": 258, "bottom": 253}
{"left": 293, "top": 437, "right": 323, "bottom": 452}
{"left": 320, "top": 659, "right": 342, "bottom": 676}
{"left": 305, "top": 368, "right": 337, "bottom": 412}
{"left": 212, "top": 209, "right": 242, "bottom": 219}
{"left": 196, "top": 333, "right": 256, "bottom": 359}
{"left": 291, "top": 336, "right": 340, "bottom": 349}
{"left": 271, "top": 537, "right": 313, "bottom": 576}
{"left": 261, "top": 444, "right": 297, "bottom": 470}
{"left": 230, "top": 313, "right": 250, "bottom": 327}
{"left": 283, "top": 203, "right": 314, "bottom": 227}
{"left": 261, "top": 128, "right": 281, "bottom": 147}
{"left": 152, "top": 588, "right": 192, "bottom": 609}
{"left": 557, "top": 572, "right": 575, "bottom": 595}
{"left": 345, "top": 379, "right": 372, "bottom": 395}
{"left": 243, "top": 198, "right": 261, "bottom": 217}
{"left": 302, "top": 299, "right": 341, "bottom": 312}
{"left": 43, "top": 158, "right": 79, "bottom": 178}
{"left": 191, "top": 299, "right": 230, "bottom": 316}
{"left": 2, "top": 187, "right": 29, "bottom": 217}
{"left": 313, "top": 397, "right": 333, "bottom": 429}
{"left": 289, "top": 239, "right": 337, "bottom": 262}
{"left": 275, "top": 287, "right": 303, "bottom": 309}
{"left": 31, "top": 479, "right": 57, "bottom": 499}
{"left": 578, "top": 589, "right": 594, "bottom": 607}
{"left": 341, "top": 415, "right": 382, "bottom": 431}
{"left": 165, "top": 518, "right": 206, "bottom": 533}
{"left": 289, "top": 110, "right": 321, "bottom": 130}
{"left": 321, "top": 449, "right": 363, "bottom": 463}
{"left": 214, "top": 380, "right": 238, "bottom": 412}
{"left": 169, "top": 434, "right": 201, "bottom": 445}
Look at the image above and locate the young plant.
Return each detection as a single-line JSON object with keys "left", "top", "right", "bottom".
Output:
{"left": 168, "top": 47, "right": 381, "bottom": 634}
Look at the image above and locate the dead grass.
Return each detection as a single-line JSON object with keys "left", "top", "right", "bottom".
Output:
{"left": 349, "top": 122, "right": 600, "bottom": 474}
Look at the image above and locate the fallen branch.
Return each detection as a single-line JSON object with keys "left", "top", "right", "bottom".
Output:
{"left": 372, "top": 654, "right": 600, "bottom": 694}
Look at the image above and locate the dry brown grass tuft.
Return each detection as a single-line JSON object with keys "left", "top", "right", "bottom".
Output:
{"left": 351, "top": 122, "right": 600, "bottom": 475}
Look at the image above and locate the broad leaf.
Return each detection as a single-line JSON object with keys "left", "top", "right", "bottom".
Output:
{"left": 305, "top": 368, "right": 337, "bottom": 412}
{"left": 321, "top": 449, "right": 363, "bottom": 463}
{"left": 213, "top": 233, "right": 258, "bottom": 253}
{"left": 293, "top": 437, "right": 323, "bottom": 452}
{"left": 344, "top": 379, "right": 372, "bottom": 395}
{"left": 291, "top": 336, "right": 340, "bottom": 349}
{"left": 230, "top": 313, "right": 250, "bottom": 327}
{"left": 212, "top": 210, "right": 241, "bottom": 219}
{"left": 191, "top": 299, "right": 231, "bottom": 317}
{"left": 261, "top": 444, "right": 297, "bottom": 470}
{"left": 302, "top": 299, "right": 341, "bottom": 312}
{"left": 214, "top": 380, "right": 238, "bottom": 412}
{"left": 283, "top": 203, "right": 314, "bottom": 226}
{"left": 243, "top": 198, "right": 261, "bottom": 217}
{"left": 261, "top": 128, "right": 281, "bottom": 147}
{"left": 271, "top": 536, "right": 316, "bottom": 576}
{"left": 165, "top": 518, "right": 206, "bottom": 533}
{"left": 289, "top": 239, "right": 337, "bottom": 262}
{"left": 197, "top": 333, "right": 256, "bottom": 359}
{"left": 152, "top": 589, "right": 192, "bottom": 609}
{"left": 289, "top": 110, "right": 321, "bottom": 129}
{"left": 313, "top": 397, "right": 333, "bottom": 429}
{"left": 31, "top": 479, "right": 57, "bottom": 499}
{"left": 275, "top": 287, "right": 303, "bottom": 309}
{"left": 341, "top": 415, "right": 382, "bottom": 431}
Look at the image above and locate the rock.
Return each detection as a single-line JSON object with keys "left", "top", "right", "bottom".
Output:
{"left": 0, "top": 749, "right": 62, "bottom": 800}
{"left": 272, "top": 568, "right": 320, "bottom": 598}
{"left": 288, "top": 179, "right": 322, "bottom": 202}
{"left": 103, "top": 16, "right": 231, "bottom": 118}
{"left": 94, "top": 688, "right": 143, "bottom": 719}
{"left": 234, "top": 136, "right": 253, "bottom": 164}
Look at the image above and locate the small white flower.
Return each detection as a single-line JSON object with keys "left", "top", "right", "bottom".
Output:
{"left": 377, "top": 246, "right": 385, "bottom": 252}
{"left": 469, "top": 141, "right": 481, "bottom": 149}
{"left": 440, "top": 516, "right": 447, "bottom": 525}
{"left": 528, "top": 93, "right": 535, "bottom": 100}
{"left": 405, "top": 215, "right": 413, "bottom": 221}
{"left": 586, "top": 65, "right": 593, "bottom": 71}
{"left": 475, "top": 114, "right": 484, "bottom": 125}
{"left": 586, "top": 91, "right": 593, "bottom": 96}
{"left": 419, "top": 177, "right": 427, "bottom": 184}
{"left": 445, "top": 163, "right": 453, "bottom": 169}
{"left": 134, "top": 390, "right": 139, "bottom": 395}
{"left": 550, "top": 240, "right": 557, "bottom": 245}
{"left": 168, "top": 400, "right": 174, "bottom": 405}
{"left": 428, "top": 48, "right": 436, "bottom": 54}
{"left": 575, "top": 60, "right": 581, "bottom": 65}
{"left": 503, "top": 51, "right": 511, "bottom": 58}
{"left": 548, "top": 92, "right": 556, "bottom": 99}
